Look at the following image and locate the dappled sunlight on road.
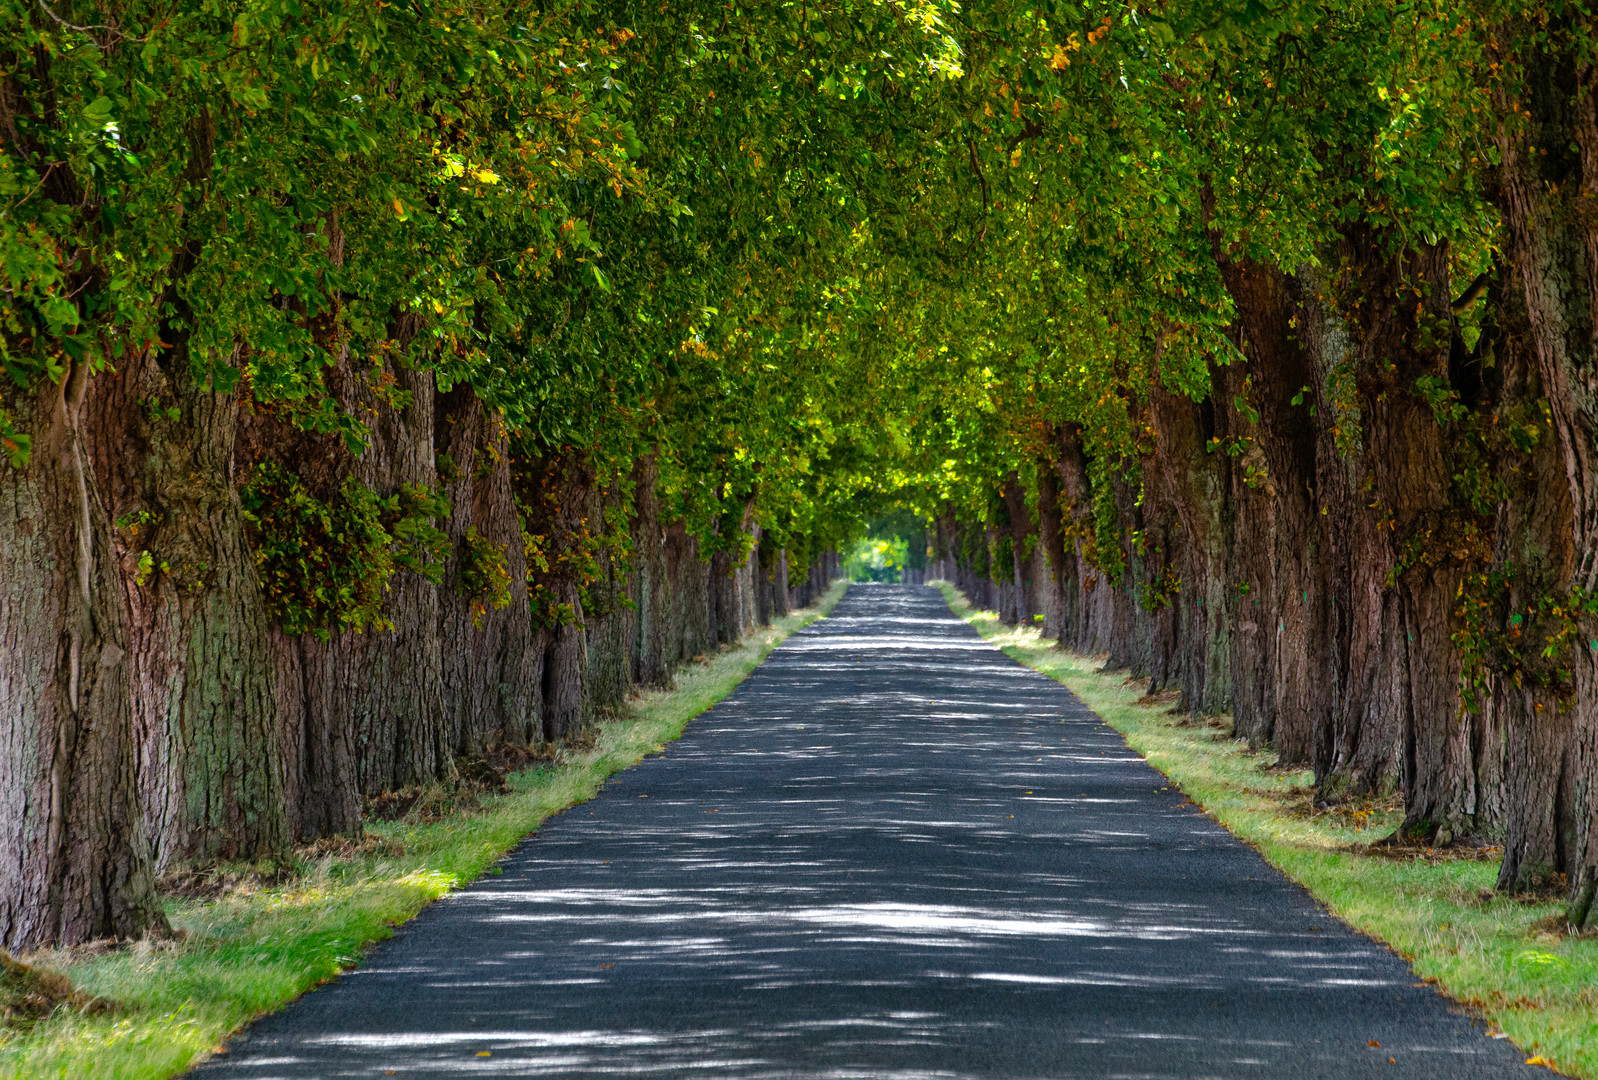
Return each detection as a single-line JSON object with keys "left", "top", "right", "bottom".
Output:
{"left": 196, "top": 585, "right": 1539, "bottom": 1080}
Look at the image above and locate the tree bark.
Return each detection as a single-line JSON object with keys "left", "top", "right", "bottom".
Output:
{"left": 434, "top": 385, "right": 538, "bottom": 753}
{"left": 1211, "top": 232, "right": 1330, "bottom": 762}
{"left": 1492, "top": 28, "right": 1598, "bottom": 921}
{"left": 88, "top": 349, "right": 288, "bottom": 868}
{"left": 738, "top": 511, "right": 760, "bottom": 633}
{"left": 631, "top": 457, "right": 673, "bottom": 688}
{"left": 583, "top": 477, "right": 634, "bottom": 717}
{"left": 273, "top": 629, "right": 362, "bottom": 840}
{"left": 1338, "top": 233, "right": 1490, "bottom": 838}
{"left": 235, "top": 380, "right": 365, "bottom": 839}
{"left": 1148, "top": 384, "right": 1231, "bottom": 714}
{"left": 1210, "top": 359, "right": 1275, "bottom": 744}
{"left": 0, "top": 368, "right": 166, "bottom": 949}
{"left": 1483, "top": 261, "right": 1577, "bottom": 891}
{"left": 339, "top": 362, "right": 453, "bottom": 795}
{"left": 665, "top": 520, "right": 713, "bottom": 662}
{"left": 1036, "top": 454, "right": 1070, "bottom": 643}
{"left": 1002, "top": 474, "right": 1034, "bottom": 626}
{"left": 517, "top": 450, "right": 598, "bottom": 743}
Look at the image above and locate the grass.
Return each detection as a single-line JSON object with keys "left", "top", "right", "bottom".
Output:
{"left": 934, "top": 580, "right": 1598, "bottom": 1078}
{"left": 0, "top": 579, "right": 847, "bottom": 1080}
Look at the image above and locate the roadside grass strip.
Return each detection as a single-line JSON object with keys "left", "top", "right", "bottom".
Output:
{"left": 935, "top": 581, "right": 1598, "bottom": 1079}
{"left": 0, "top": 581, "right": 847, "bottom": 1080}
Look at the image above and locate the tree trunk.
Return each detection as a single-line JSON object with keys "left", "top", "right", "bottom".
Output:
{"left": 1036, "top": 455, "right": 1070, "bottom": 643}
{"left": 1131, "top": 440, "right": 1182, "bottom": 691}
{"left": 1492, "top": 29, "right": 1598, "bottom": 921}
{"left": 738, "top": 510, "right": 760, "bottom": 632}
{"left": 1054, "top": 431, "right": 1096, "bottom": 653}
{"left": 86, "top": 348, "right": 288, "bottom": 869}
{"left": 1292, "top": 260, "right": 1406, "bottom": 801}
{"left": 339, "top": 363, "right": 452, "bottom": 795}
{"left": 631, "top": 457, "right": 673, "bottom": 688}
{"left": 770, "top": 546, "right": 791, "bottom": 618}
{"left": 0, "top": 369, "right": 166, "bottom": 949}
{"left": 1339, "top": 233, "right": 1490, "bottom": 838}
{"left": 583, "top": 484, "right": 634, "bottom": 716}
{"left": 274, "top": 629, "right": 362, "bottom": 840}
{"left": 1148, "top": 384, "right": 1231, "bottom": 714}
{"left": 517, "top": 450, "right": 599, "bottom": 742}
{"left": 1212, "top": 232, "right": 1330, "bottom": 763}
{"left": 434, "top": 385, "right": 538, "bottom": 754}
{"left": 1484, "top": 261, "right": 1577, "bottom": 891}
{"left": 1106, "top": 465, "right": 1153, "bottom": 677}
{"left": 1002, "top": 474, "right": 1034, "bottom": 626}
{"left": 542, "top": 607, "right": 587, "bottom": 742}
{"left": 665, "top": 520, "right": 712, "bottom": 662}
{"left": 1210, "top": 360, "right": 1275, "bottom": 744}
{"left": 235, "top": 379, "right": 367, "bottom": 838}
{"left": 711, "top": 544, "right": 739, "bottom": 646}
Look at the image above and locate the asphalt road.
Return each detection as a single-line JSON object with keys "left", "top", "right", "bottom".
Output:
{"left": 194, "top": 583, "right": 1538, "bottom": 1078}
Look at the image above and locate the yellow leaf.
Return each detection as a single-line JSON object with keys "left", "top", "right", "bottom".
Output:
{"left": 473, "top": 168, "right": 500, "bottom": 184}
{"left": 1526, "top": 1057, "right": 1552, "bottom": 1068}
{"left": 391, "top": 197, "right": 405, "bottom": 218}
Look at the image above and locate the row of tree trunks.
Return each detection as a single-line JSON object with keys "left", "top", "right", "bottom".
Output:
{"left": 788, "top": 550, "right": 838, "bottom": 609}
{"left": 3, "top": 332, "right": 848, "bottom": 948}
{"left": 933, "top": 237, "right": 1526, "bottom": 871}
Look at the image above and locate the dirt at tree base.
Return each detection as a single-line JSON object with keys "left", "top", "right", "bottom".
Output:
{"left": 365, "top": 743, "right": 555, "bottom": 823}
{"left": 0, "top": 951, "right": 117, "bottom": 1028}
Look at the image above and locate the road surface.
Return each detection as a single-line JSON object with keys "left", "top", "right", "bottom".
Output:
{"left": 194, "top": 583, "right": 1535, "bottom": 1078}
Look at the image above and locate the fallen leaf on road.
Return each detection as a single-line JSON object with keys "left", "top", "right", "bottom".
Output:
{"left": 1367, "top": 1040, "right": 1381, "bottom": 1048}
{"left": 1526, "top": 1056, "right": 1553, "bottom": 1068}
{"left": 477, "top": 1050, "right": 492, "bottom": 1057}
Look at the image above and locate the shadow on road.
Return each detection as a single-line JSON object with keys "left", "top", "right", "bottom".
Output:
{"left": 194, "top": 584, "right": 1537, "bottom": 1079}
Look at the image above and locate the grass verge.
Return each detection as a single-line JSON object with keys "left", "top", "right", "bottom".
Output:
{"left": 934, "top": 580, "right": 1597, "bottom": 1078}
{"left": 0, "top": 579, "right": 847, "bottom": 1080}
